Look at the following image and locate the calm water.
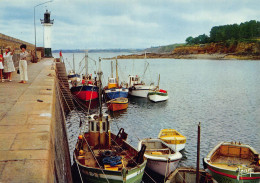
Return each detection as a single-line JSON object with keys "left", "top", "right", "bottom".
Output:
{"left": 54, "top": 52, "right": 260, "bottom": 182}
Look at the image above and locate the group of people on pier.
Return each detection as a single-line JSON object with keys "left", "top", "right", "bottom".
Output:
{"left": 0, "top": 44, "right": 29, "bottom": 83}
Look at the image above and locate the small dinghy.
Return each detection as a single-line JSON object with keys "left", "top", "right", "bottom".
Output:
{"left": 158, "top": 129, "right": 186, "bottom": 152}
{"left": 107, "top": 97, "right": 128, "bottom": 111}
{"left": 148, "top": 74, "right": 168, "bottom": 102}
{"left": 138, "top": 138, "right": 182, "bottom": 177}
{"left": 148, "top": 89, "right": 168, "bottom": 102}
{"left": 203, "top": 141, "right": 260, "bottom": 183}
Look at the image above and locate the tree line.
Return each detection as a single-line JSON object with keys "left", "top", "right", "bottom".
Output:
{"left": 185, "top": 20, "right": 260, "bottom": 45}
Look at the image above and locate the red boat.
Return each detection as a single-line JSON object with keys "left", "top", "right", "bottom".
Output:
{"left": 70, "top": 85, "right": 99, "bottom": 101}
{"left": 107, "top": 97, "right": 128, "bottom": 111}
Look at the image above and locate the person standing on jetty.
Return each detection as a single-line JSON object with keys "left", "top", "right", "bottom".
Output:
{"left": 0, "top": 54, "right": 4, "bottom": 82}
{"left": 19, "top": 44, "right": 28, "bottom": 84}
{"left": 3, "top": 46, "right": 15, "bottom": 82}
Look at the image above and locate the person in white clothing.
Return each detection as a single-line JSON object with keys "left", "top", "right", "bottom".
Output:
{"left": 0, "top": 54, "right": 4, "bottom": 82}
{"left": 3, "top": 46, "right": 15, "bottom": 81}
{"left": 19, "top": 44, "right": 29, "bottom": 84}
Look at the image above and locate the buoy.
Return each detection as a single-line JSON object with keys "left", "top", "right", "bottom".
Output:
{"left": 78, "top": 135, "right": 83, "bottom": 140}
{"left": 79, "top": 150, "right": 84, "bottom": 155}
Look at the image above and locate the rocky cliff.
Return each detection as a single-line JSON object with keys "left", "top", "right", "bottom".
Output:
{"left": 172, "top": 42, "right": 260, "bottom": 59}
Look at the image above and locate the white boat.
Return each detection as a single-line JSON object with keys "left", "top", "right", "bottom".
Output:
{"left": 138, "top": 138, "right": 182, "bottom": 177}
{"left": 128, "top": 75, "right": 156, "bottom": 97}
{"left": 148, "top": 89, "right": 169, "bottom": 102}
{"left": 148, "top": 74, "right": 169, "bottom": 102}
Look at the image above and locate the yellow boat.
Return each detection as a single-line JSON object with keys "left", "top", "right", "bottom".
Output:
{"left": 158, "top": 129, "right": 186, "bottom": 151}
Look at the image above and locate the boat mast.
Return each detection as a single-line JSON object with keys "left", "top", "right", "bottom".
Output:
{"left": 110, "top": 61, "right": 113, "bottom": 78}
{"left": 85, "top": 50, "right": 88, "bottom": 77}
{"left": 73, "top": 53, "right": 75, "bottom": 73}
{"left": 97, "top": 57, "right": 103, "bottom": 116}
{"left": 158, "top": 74, "right": 160, "bottom": 89}
{"left": 116, "top": 57, "right": 119, "bottom": 85}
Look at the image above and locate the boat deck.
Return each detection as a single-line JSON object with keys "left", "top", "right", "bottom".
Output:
{"left": 81, "top": 145, "right": 136, "bottom": 170}
{"left": 210, "top": 156, "right": 254, "bottom": 170}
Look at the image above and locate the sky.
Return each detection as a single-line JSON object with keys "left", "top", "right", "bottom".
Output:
{"left": 0, "top": 0, "right": 259, "bottom": 50}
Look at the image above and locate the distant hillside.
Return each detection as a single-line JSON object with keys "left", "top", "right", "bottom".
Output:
{"left": 145, "top": 43, "right": 184, "bottom": 53}
{"left": 53, "top": 48, "right": 143, "bottom": 53}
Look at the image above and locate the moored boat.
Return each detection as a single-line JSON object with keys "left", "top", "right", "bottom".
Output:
{"left": 165, "top": 167, "right": 216, "bottom": 183}
{"left": 138, "top": 138, "right": 182, "bottom": 177}
{"left": 104, "top": 59, "right": 128, "bottom": 100}
{"left": 148, "top": 74, "right": 168, "bottom": 102}
{"left": 148, "top": 89, "right": 168, "bottom": 102}
{"left": 70, "top": 84, "right": 99, "bottom": 101}
{"left": 70, "top": 52, "right": 99, "bottom": 102}
{"left": 107, "top": 97, "right": 128, "bottom": 111}
{"left": 203, "top": 142, "right": 260, "bottom": 183}
{"left": 158, "top": 129, "right": 187, "bottom": 152}
{"left": 128, "top": 75, "right": 156, "bottom": 98}
{"left": 104, "top": 77, "right": 128, "bottom": 100}
{"left": 73, "top": 58, "right": 147, "bottom": 183}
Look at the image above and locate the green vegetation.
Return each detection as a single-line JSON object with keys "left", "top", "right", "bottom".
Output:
{"left": 145, "top": 43, "right": 184, "bottom": 53}
{"left": 186, "top": 20, "right": 260, "bottom": 45}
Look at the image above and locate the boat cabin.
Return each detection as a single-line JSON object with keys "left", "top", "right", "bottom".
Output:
{"left": 107, "top": 77, "right": 118, "bottom": 89}
{"left": 88, "top": 114, "right": 111, "bottom": 148}
{"left": 128, "top": 75, "right": 144, "bottom": 87}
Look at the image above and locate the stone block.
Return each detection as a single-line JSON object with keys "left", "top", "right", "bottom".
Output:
{"left": 10, "top": 132, "right": 49, "bottom": 150}
{"left": 0, "top": 160, "right": 48, "bottom": 183}
{"left": 0, "top": 150, "right": 48, "bottom": 161}
{"left": 0, "top": 134, "right": 16, "bottom": 150}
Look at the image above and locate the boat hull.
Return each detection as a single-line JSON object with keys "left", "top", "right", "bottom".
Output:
{"left": 108, "top": 103, "right": 128, "bottom": 111}
{"left": 107, "top": 98, "right": 128, "bottom": 111}
{"left": 205, "top": 163, "right": 260, "bottom": 183}
{"left": 129, "top": 85, "right": 156, "bottom": 98}
{"left": 71, "top": 85, "right": 99, "bottom": 101}
{"left": 167, "top": 144, "right": 186, "bottom": 152}
{"left": 105, "top": 88, "right": 129, "bottom": 100}
{"left": 146, "top": 158, "right": 180, "bottom": 177}
{"left": 76, "top": 159, "right": 146, "bottom": 183}
{"left": 148, "top": 92, "right": 168, "bottom": 102}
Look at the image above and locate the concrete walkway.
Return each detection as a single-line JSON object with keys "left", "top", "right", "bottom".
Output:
{"left": 0, "top": 58, "right": 55, "bottom": 182}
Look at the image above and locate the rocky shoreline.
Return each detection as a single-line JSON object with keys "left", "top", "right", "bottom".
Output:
{"left": 105, "top": 52, "right": 260, "bottom": 60}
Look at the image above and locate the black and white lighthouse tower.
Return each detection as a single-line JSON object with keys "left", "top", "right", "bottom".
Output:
{"left": 41, "top": 10, "right": 54, "bottom": 57}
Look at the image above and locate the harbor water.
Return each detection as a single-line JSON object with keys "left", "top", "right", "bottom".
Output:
{"left": 54, "top": 52, "right": 260, "bottom": 182}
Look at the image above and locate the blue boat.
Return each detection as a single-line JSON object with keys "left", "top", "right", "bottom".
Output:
{"left": 104, "top": 59, "right": 128, "bottom": 100}
{"left": 105, "top": 85, "right": 129, "bottom": 100}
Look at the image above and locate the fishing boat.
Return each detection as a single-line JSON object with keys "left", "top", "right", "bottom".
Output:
{"left": 148, "top": 74, "right": 168, "bottom": 102}
{"left": 68, "top": 70, "right": 81, "bottom": 83}
{"left": 128, "top": 52, "right": 155, "bottom": 98}
{"left": 107, "top": 97, "right": 128, "bottom": 111}
{"left": 158, "top": 129, "right": 186, "bottom": 152}
{"left": 138, "top": 138, "right": 182, "bottom": 177}
{"left": 70, "top": 51, "right": 99, "bottom": 102}
{"left": 73, "top": 58, "right": 147, "bottom": 183}
{"left": 128, "top": 75, "right": 156, "bottom": 98}
{"left": 203, "top": 142, "right": 260, "bottom": 183}
{"left": 104, "top": 59, "right": 128, "bottom": 100}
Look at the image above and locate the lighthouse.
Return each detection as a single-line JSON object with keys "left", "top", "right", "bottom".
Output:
{"left": 41, "top": 10, "right": 54, "bottom": 57}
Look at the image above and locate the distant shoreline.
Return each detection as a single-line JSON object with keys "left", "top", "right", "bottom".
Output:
{"left": 104, "top": 53, "right": 260, "bottom": 60}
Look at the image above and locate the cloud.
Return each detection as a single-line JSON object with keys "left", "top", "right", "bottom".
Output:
{"left": 0, "top": 0, "right": 259, "bottom": 49}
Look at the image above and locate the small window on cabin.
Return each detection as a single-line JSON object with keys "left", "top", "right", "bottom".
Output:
{"left": 103, "top": 122, "right": 106, "bottom": 131}
{"left": 107, "top": 121, "right": 110, "bottom": 131}
{"left": 96, "top": 123, "right": 100, "bottom": 131}
{"left": 91, "top": 122, "right": 94, "bottom": 131}
{"left": 132, "top": 78, "right": 134, "bottom": 81}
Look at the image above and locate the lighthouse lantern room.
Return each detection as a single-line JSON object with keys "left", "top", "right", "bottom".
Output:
{"left": 41, "top": 10, "right": 54, "bottom": 57}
